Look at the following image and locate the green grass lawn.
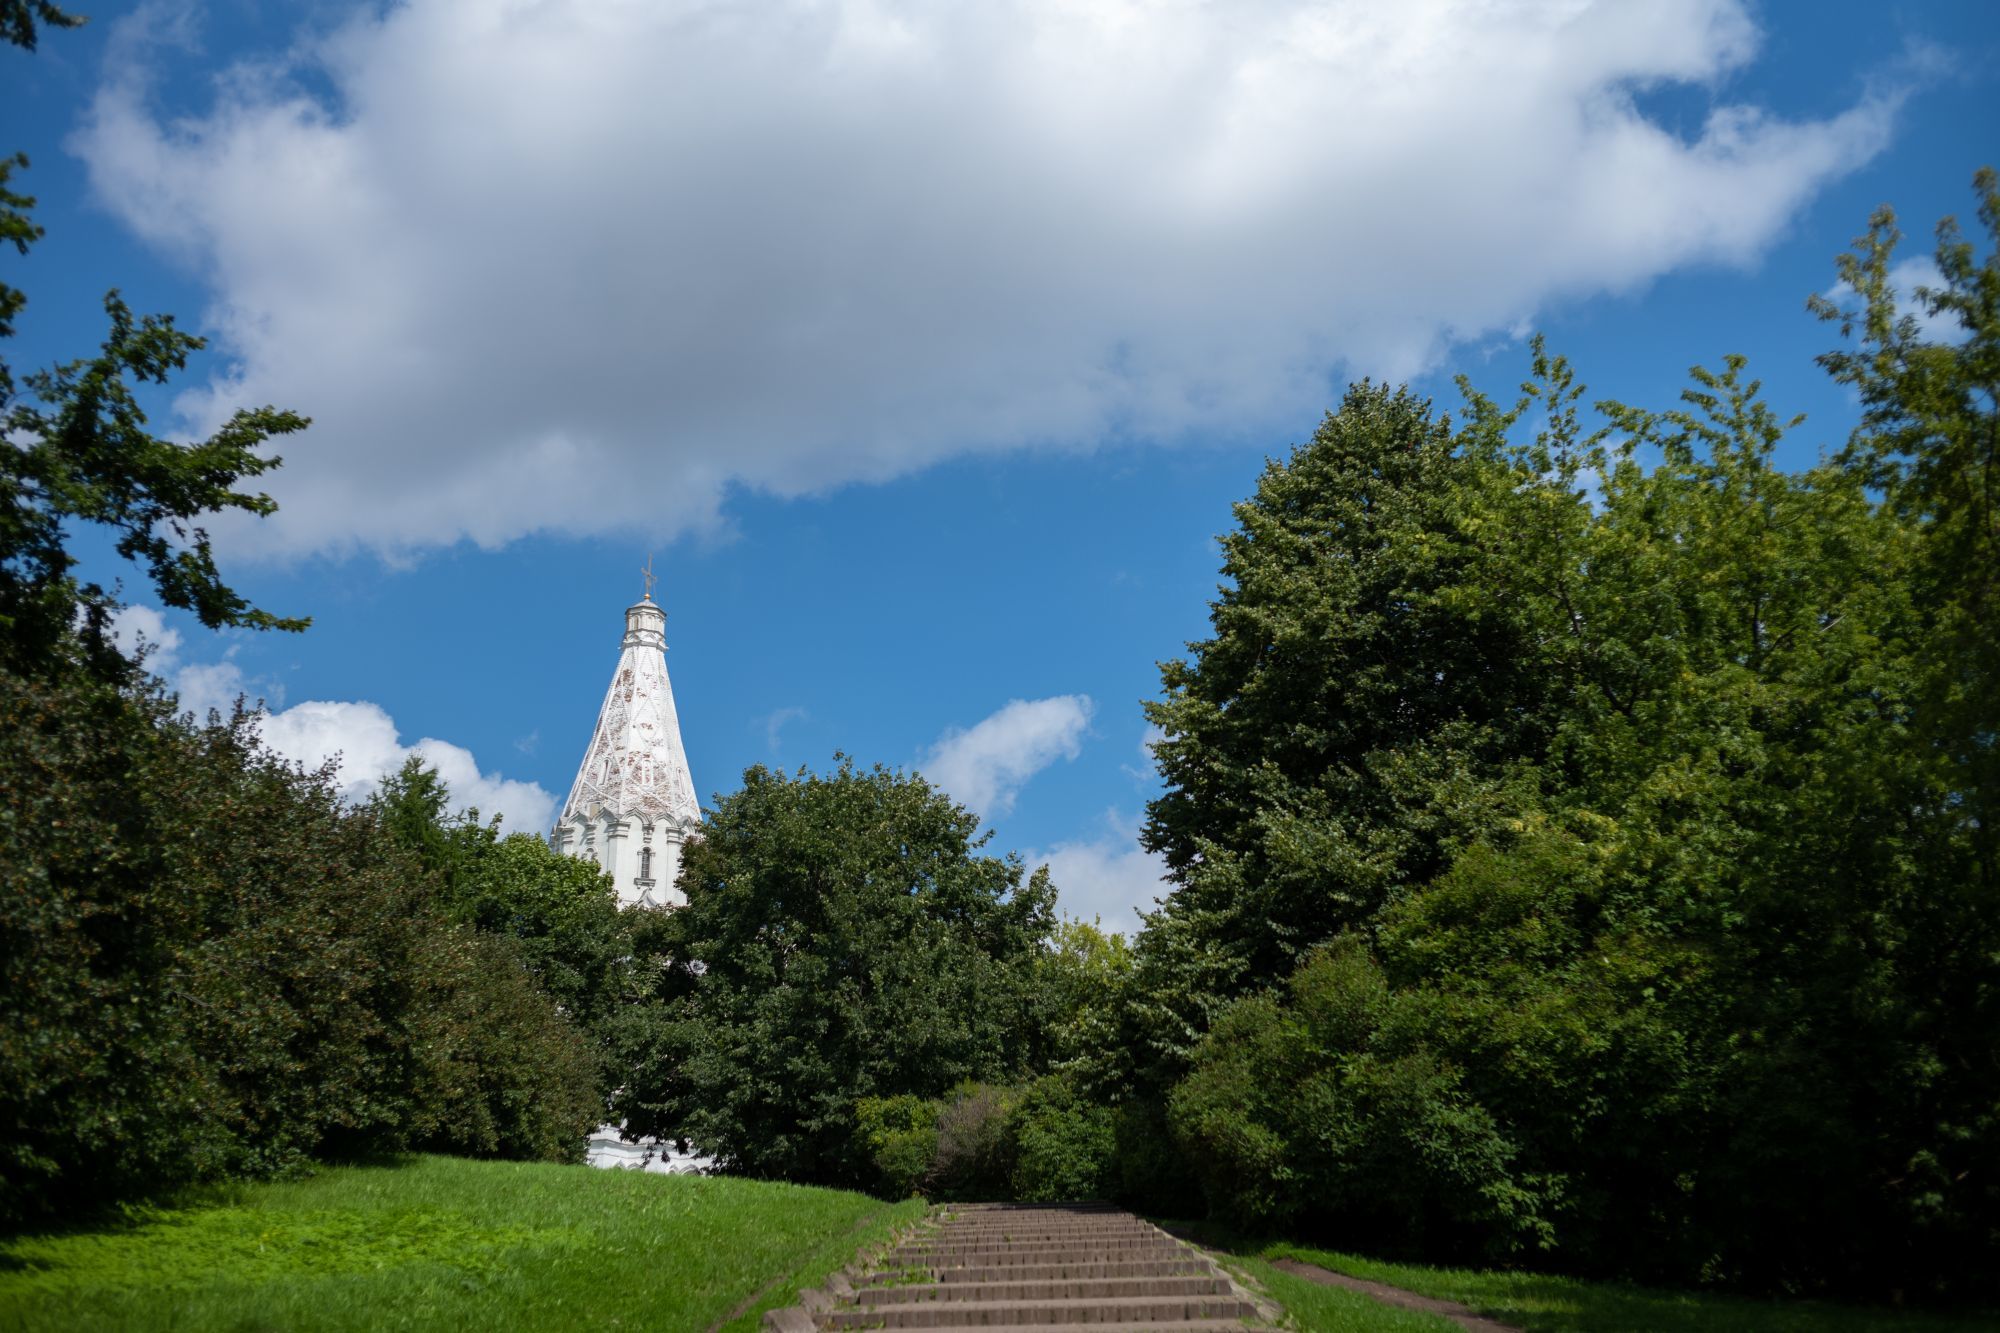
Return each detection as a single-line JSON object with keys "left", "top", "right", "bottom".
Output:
{"left": 1216, "top": 1253, "right": 1459, "bottom": 1332}
{"left": 1264, "top": 1243, "right": 1999, "bottom": 1333}
{"left": 1168, "top": 1222, "right": 1998, "bottom": 1333}
{"left": 0, "top": 1154, "right": 925, "bottom": 1332}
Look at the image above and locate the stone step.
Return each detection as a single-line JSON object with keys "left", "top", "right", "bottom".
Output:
{"left": 850, "top": 1325, "right": 1255, "bottom": 1333}
{"left": 885, "top": 1249, "right": 1188, "bottom": 1269}
{"left": 824, "top": 1295, "right": 1261, "bottom": 1329}
{"left": 772, "top": 1204, "right": 1276, "bottom": 1332}
{"left": 936, "top": 1217, "right": 1132, "bottom": 1225}
{"left": 929, "top": 1221, "right": 1157, "bottom": 1231}
{"left": 857, "top": 1276, "right": 1231, "bottom": 1305}
{"left": 908, "top": 1233, "right": 1172, "bottom": 1244}
{"left": 925, "top": 1231, "right": 1162, "bottom": 1242}
{"left": 891, "top": 1246, "right": 1187, "bottom": 1260}
{"left": 947, "top": 1206, "right": 1124, "bottom": 1214}
{"left": 896, "top": 1232, "right": 1184, "bottom": 1248}
{"left": 932, "top": 1218, "right": 1155, "bottom": 1228}
{"left": 899, "top": 1236, "right": 1183, "bottom": 1248}
{"left": 920, "top": 1232, "right": 1169, "bottom": 1241}
{"left": 923, "top": 1215, "right": 1148, "bottom": 1223}
{"left": 865, "top": 1260, "right": 1216, "bottom": 1284}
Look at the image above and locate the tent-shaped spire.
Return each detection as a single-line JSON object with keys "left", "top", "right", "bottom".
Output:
{"left": 555, "top": 589, "right": 699, "bottom": 909}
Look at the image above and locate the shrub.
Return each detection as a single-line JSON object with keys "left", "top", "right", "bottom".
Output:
{"left": 849, "top": 1078, "right": 1177, "bottom": 1209}
{"left": 854, "top": 1094, "right": 940, "bottom": 1198}
{"left": 1169, "top": 939, "right": 1554, "bottom": 1258}
{"left": 408, "top": 929, "right": 602, "bottom": 1163}
{"left": 1107, "top": 1100, "right": 1202, "bottom": 1217}
{"left": 928, "top": 1082, "right": 1020, "bottom": 1201}
{"left": 0, "top": 666, "right": 607, "bottom": 1223}
{"left": 1010, "top": 1075, "right": 1115, "bottom": 1203}
{"left": 0, "top": 669, "right": 219, "bottom": 1219}
{"left": 164, "top": 717, "right": 436, "bottom": 1176}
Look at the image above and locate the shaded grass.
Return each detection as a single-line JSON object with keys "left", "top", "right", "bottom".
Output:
{"left": 1163, "top": 1220, "right": 1997, "bottom": 1333}
{"left": 0, "top": 1154, "right": 924, "bottom": 1332}
{"left": 1264, "top": 1245, "right": 1999, "bottom": 1333}
{"left": 1214, "top": 1252, "right": 1458, "bottom": 1332}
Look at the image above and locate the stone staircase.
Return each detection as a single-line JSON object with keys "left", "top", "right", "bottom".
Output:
{"left": 768, "top": 1202, "right": 1277, "bottom": 1330}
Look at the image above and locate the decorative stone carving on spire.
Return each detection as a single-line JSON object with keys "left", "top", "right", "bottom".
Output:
{"left": 553, "top": 578, "right": 700, "bottom": 910}
{"left": 562, "top": 570, "right": 712, "bottom": 1176}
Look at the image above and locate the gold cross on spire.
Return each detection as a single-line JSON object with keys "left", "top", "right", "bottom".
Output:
{"left": 640, "top": 554, "right": 657, "bottom": 602}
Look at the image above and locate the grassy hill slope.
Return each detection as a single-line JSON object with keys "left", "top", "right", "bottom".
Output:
{"left": 0, "top": 1155, "right": 924, "bottom": 1332}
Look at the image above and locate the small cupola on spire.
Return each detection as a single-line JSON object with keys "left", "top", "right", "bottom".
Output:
{"left": 553, "top": 562, "right": 700, "bottom": 909}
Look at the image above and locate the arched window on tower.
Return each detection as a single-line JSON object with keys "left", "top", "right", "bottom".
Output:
{"left": 639, "top": 846, "right": 653, "bottom": 883}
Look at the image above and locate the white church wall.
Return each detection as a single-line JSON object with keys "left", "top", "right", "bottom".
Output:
{"left": 553, "top": 813, "right": 700, "bottom": 910}
{"left": 557, "top": 589, "right": 711, "bottom": 1172}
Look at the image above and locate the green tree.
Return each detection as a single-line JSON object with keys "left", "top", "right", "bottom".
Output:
{"left": 0, "top": 11, "right": 602, "bottom": 1219}
{"left": 0, "top": 689, "right": 602, "bottom": 1221}
{"left": 1811, "top": 167, "right": 1999, "bottom": 891}
{"left": 1135, "top": 380, "right": 1540, "bottom": 1080}
{"left": 618, "top": 758, "right": 1054, "bottom": 1186}
{"left": 0, "top": 1, "right": 81, "bottom": 54}
{"left": 1009, "top": 1073, "right": 1117, "bottom": 1203}
{"left": 1139, "top": 181, "right": 2000, "bottom": 1291}
{"left": 1170, "top": 939, "right": 1553, "bottom": 1257}
{"left": 448, "top": 833, "right": 632, "bottom": 1032}
{"left": 1800, "top": 169, "right": 2000, "bottom": 1296}
{"left": 369, "top": 758, "right": 632, "bottom": 1075}
{"left": 2, "top": 14, "right": 306, "bottom": 683}
{"left": 1034, "top": 917, "right": 1132, "bottom": 1074}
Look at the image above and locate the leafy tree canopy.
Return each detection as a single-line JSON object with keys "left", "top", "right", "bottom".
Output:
{"left": 2, "top": 12, "right": 306, "bottom": 682}
{"left": 369, "top": 757, "right": 632, "bottom": 1061}
{"left": 1135, "top": 171, "right": 2000, "bottom": 1297}
{"left": 618, "top": 758, "right": 1055, "bottom": 1186}
{"left": 0, "top": 0, "right": 81, "bottom": 53}
{"left": 1034, "top": 917, "right": 1133, "bottom": 1076}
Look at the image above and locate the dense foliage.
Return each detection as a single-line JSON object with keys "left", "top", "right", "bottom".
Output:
{"left": 7, "top": 8, "right": 1994, "bottom": 1307}
{"left": 853, "top": 1074, "right": 1122, "bottom": 1204}
{"left": 1137, "top": 175, "right": 2000, "bottom": 1298}
{"left": 0, "top": 672, "right": 605, "bottom": 1223}
{"left": 1, "top": 107, "right": 306, "bottom": 685}
{"left": 3, "top": 10, "right": 610, "bottom": 1211}
{"left": 370, "top": 760, "right": 638, "bottom": 1089}
{"left": 616, "top": 759, "right": 1055, "bottom": 1186}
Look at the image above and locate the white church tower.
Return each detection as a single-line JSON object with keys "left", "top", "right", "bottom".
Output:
{"left": 562, "top": 570, "right": 710, "bottom": 1173}
{"left": 553, "top": 572, "right": 701, "bottom": 910}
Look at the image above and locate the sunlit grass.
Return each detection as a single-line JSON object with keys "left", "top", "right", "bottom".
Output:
{"left": 0, "top": 1154, "right": 924, "bottom": 1332}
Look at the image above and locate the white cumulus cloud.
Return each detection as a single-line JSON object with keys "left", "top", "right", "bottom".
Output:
{"left": 921, "top": 695, "right": 1095, "bottom": 818}
{"left": 73, "top": 0, "right": 1901, "bottom": 559}
{"left": 256, "top": 699, "right": 557, "bottom": 834}
{"left": 108, "top": 603, "right": 183, "bottom": 670}
{"left": 110, "top": 605, "right": 556, "bottom": 833}
{"left": 1029, "top": 810, "right": 1168, "bottom": 932}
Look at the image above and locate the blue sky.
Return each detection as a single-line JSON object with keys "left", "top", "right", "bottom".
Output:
{"left": 5, "top": 0, "right": 1996, "bottom": 928}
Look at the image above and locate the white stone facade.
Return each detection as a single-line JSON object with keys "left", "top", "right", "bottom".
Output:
{"left": 557, "top": 591, "right": 713, "bottom": 1174}
{"left": 583, "top": 1125, "right": 709, "bottom": 1175}
{"left": 552, "top": 596, "right": 701, "bottom": 910}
